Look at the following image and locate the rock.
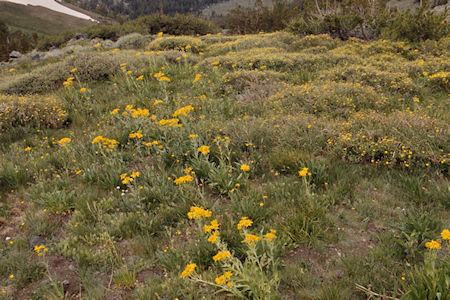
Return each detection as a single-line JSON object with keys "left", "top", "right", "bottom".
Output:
{"left": 32, "top": 54, "right": 41, "bottom": 61}
{"left": 75, "top": 33, "right": 88, "bottom": 40}
{"left": 29, "top": 235, "right": 46, "bottom": 249}
{"left": 9, "top": 51, "right": 22, "bottom": 59}
{"left": 67, "top": 38, "right": 77, "bottom": 46}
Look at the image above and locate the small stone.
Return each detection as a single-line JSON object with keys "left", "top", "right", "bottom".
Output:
{"left": 9, "top": 51, "right": 22, "bottom": 59}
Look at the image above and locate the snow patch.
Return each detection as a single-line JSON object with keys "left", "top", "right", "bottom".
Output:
{"left": 3, "top": 0, "right": 96, "bottom": 22}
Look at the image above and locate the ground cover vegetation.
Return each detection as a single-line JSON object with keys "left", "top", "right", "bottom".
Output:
{"left": 0, "top": 11, "right": 449, "bottom": 300}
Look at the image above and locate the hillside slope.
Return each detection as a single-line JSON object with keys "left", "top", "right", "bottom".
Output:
{"left": 0, "top": 32, "right": 449, "bottom": 299}
{"left": 0, "top": 1, "right": 96, "bottom": 35}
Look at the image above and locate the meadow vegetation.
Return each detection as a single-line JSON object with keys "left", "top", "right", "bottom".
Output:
{"left": 0, "top": 31, "right": 449, "bottom": 299}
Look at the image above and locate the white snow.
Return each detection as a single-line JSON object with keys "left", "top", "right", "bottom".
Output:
{"left": 2, "top": 0, "right": 96, "bottom": 22}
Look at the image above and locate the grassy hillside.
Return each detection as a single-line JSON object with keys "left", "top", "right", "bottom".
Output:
{"left": 0, "top": 1, "right": 95, "bottom": 35}
{"left": 0, "top": 32, "right": 449, "bottom": 299}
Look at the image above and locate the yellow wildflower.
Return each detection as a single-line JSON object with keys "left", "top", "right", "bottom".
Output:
{"left": 208, "top": 230, "right": 219, "bottom": 244}
{"left": 198, "top": 145, "right": 210, "bottom": 155}
{"left": 264, "top": 229, "right": 277, "bottom": 242}
{"left": 193, "top": 73, "right": 202, "bottom": 83}
{"left": 213, "top": 250, "right": 231, "bottom": 262}
{"left": 58, "top": 138, "right": 71, "bottom": 146}
{"left": 243, "top": 234, "right": 261, "bottom": 247}
{"left": 441, "top": 229, "right": 450, "bottom": 240}
{"left": 215, "top": 275, "right": 227, "bottom": 285}
{"left": 425, "top": 240, "right": 441, "bottom": 250}
{"left": 180, "top": 263, "right": 196, "bottom": 279}
{"left": 204, "top": 219, "right": 219, "bottom": 233}
{"left": 24, "top": 147, "right": 32, "bottom": 151}
{"left": 110, "top": 109, "right": 120, "bottom": 115}
{"left": 159, "top": 76, "right": 171, "bottom": 82}
{"left": 298, "top": 167, "right": 310, "bottom": 177}
{"left": 80, "top": 88, "right": 87, "bottom": 92}
{"left": 240, "top": 164, "right": 250, "bottom": 172}
{"left": 129, "top": 130, "right": 143, "bottom": 139}
{"left": 173, "top": 105, "right": 194, "bottom": 117}
{"left": 157, "top": 118, "right": 180, "bottom": 127}
{"left": 237, "top": 217, "right": 253, "bottom": 230}
{"left": 189, "top": 134, "right": 198, "bottom": 138}
{"left": 174, "top": 175, "right": 194, "bottom": 185}
{"left": 187, "top": 206, "right": 212, "bottom": 219}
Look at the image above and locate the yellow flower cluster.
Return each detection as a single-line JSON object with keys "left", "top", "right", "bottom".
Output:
{"left": 154, "top": 72, "right": 171, "bottom": 82}
{"left": 208, "top": 230, "right": 219, "bottom": 244}
{"left": 174, "top": 175, "right": 194, "bottom": 185}
{"left": 180, "top": 263, "right": 196, "bottom": 279}
{"left": 0, "top": 95, "right": 68, "bottom": 132}
{"left": 237, "top": 217, "right": 253, "bottom": 230}
{"left": 63, "top": 77, "right": 75, "bottom": 87}
{"left": 264, "top": 229, "right": 277, "bottom": 242}
{"left": 58, "top": 138, "right": 71, "bottom": 147}
{"left": 243, "top": 233, "right": 261, "bottom": 247}
{"left": 204, "top": 219, "right": 219, "bottom": 233}
{"left": 197, "top": 145, "right": 210, "bottom": 155}
{"left": 215, "top": 271, "right": 232, "bottom": 286}
{"left": 129, "top": 130, "right": 143, "bottom": 139}
{"left": 120, "top": 171, "right": 140, "bottom": 185}
{"left": 187, "top": 206, "right": 212, "bottom": 219}
{"left": 143, "top": 140, "right": 160, "bottom": 147}
{"left": 110, "top": 106, "right": 151, "bottom": 118}
{"left": 193, "top": 73, "right": 203, "bottom": 83}
{"left": 425, "top": 240, "right": 441, "bottom": 250}
{"left": 213, "top": 250, "right": 231, "bottom": 262}
{"left": 173, "top": 105, "right": 194, "bottom": 117}
{"left": 157, "top": 118, "right": 181, "bottom": 127}
{"left": 92, "top": 136, "right": 119, "bottom": 149}
{"left": 298, "top": 167, "right": 311, "bottom": 177}
{"left": 441, "top": 229, "right": 450, "bottom": 240}
{"left": 131, "top": 108, "right": 150, "bottom": 118}
{"left": 240, "top": 164, "right": 250, "bottom": 172}
{"left": 34, "top": 244, "right": 48, "bottom": 256}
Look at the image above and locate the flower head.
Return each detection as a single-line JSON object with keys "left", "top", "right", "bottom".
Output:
{"left": 240, "top": 164, "right": 250, "bottom": 172}
{"left": 208, "top": 230, "right": 219, "bottom": 244}
{"left": 425, "top": 240, "right": 441, "bottom": 250}
{"left": 237, "top": 217, "right": 253, "bottom": 230}
{"left": 187, "top": 206, "right": 212, "bottom": 219}
{"left": 204, "top": 219, "right": 219, "bottom": 233}
{"left": 180, "top": 263, "right": 196, "bottom": 279}
{"left": 173, "top": 105, "right": 194, "bottom": 117}
{"left": 58, "top": 138, "right": 71, "bottom": 146}
{"left": 441, "top": 229, "right": 450, "bottom": 240}
{"left": 264, "top": 229, "right": 277, "bottom": 242}
{"left": 298, "top": 167, "right": 310, "bottom": 177}
{"left": 174, "top": 175, "right": 194, "bottom": 185}
{"left": 198, "top": 145, "right": 210, "bottom": 155}
{"left": 243, "top": 233, "right": 261, "bottom": 247}
{"left": 213, "top": 250, "right": 231, "bottom": 262}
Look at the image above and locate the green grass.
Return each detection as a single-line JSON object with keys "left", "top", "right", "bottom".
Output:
{"left": 0, "top": 32, "right": 449, "bottom": 299}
